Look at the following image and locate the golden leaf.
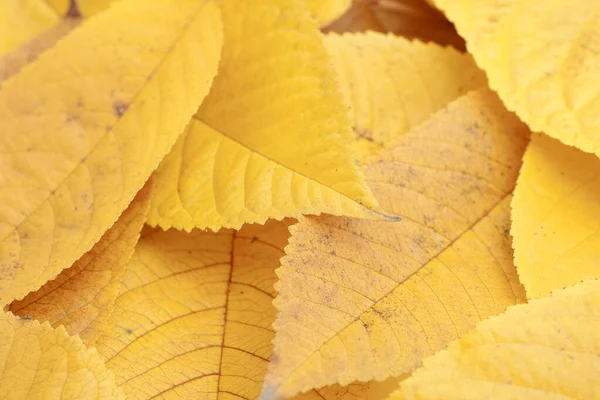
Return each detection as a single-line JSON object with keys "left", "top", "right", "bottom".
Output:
{"left": 0, "top": 0, "right": 59, "bottom": 56}
{"left": 390, "top": 279, "right": 600, "bottom": 399}
{"left": 435, "top": 0, "right": 600, "bottom": 155}
{"left": 95, "top": 219, "right": 291, "bottom": 399}
{"left": 0, "top": 0, "right": 223, "bottom": 306}
{"left": 148, "top": 0, "right": 383, "bottom": 232}
{"left": 512, "top": 133, "right": 600, "bottom": 299}
{"left": 45, "top": 0, "right": 118, "bottom": 17}
{"left": 323, "top": 0, "right": 465, "bottom": 51}
{"left": 0, "top": 310, "right": 123, "bottom": 399}
{"left": 325, "top": 31, "right": 486, "bottom": 159}
{"left": 301, "top": 0, "right": 351, "bottom": 25}
{"left": 10, "top": 181, "right": 152, "bottom": 344}
{"left": 263, "top": 89, "right": 529, "bottom": 398}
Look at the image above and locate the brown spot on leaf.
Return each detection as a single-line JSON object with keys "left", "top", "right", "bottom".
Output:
{"left": 113, "top": 102, "right": 128, "bottom": 116}
{"left": 66, "top": 0, "right": 82, "bottom": 18}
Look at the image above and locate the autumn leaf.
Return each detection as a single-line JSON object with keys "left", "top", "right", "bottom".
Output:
{"left": 325, "top": 31, "right": 486, "bottom": 159}
{"left": 93, "top": 219, "right": 290, "bottom": 399}
{"left": 302, "top": 0, "right": 351, "bottom": 25}
{"left": 263, "top": 88, "right": 529, "bottom": 398}
{"left": 148, "top": 0, "right": 383, "bottom": 232}
{"left": 10, "top": 181, "right": 152, "bottom": 344}
{"left": 0, "top": 0, "right": 223, "bottom": 306}
{"left": 389, "top": 278, "right": 600, "bottom": 399}
{"left": 434, "top": 0, "right": 600, "bottom": 155}
{"left": 0, "top": 0, "right": 59, "bottom": 56}
{"left": 324, "top": 0, "right": 465, "bottom": 50}
{"left": 0, "top": 310, "right": 123, "bottom": 399}
{"left": 511, "top": 133, "right": 600, "bottom": 299}
{"left": 45, "top": 0, "right": 117, "bottom": 18}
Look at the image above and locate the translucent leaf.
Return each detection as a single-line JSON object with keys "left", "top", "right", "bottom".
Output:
{"left": 94, "top": 220, "right": 291, "bottom": 399}
{"left": 325, "top": 32, "right": 486, "bottom": 159}
{"left": 512, "top": 133, "right": 600, "bottom": 298}
{"left": 0, "top": 0, "right": 59, "bottom": 56}
{"left": 390, "top": 279, "right": 600, "bottom": 400}
{"left": 0, "top": 0, "right": 223, "bottom": 306}
{"left": 148, "top": 0, "right": 383, "bottom": 232}
{"left": 262, "top": 89, "right": 529, "bottom": 398}
{"left": 0, "top": 310, "right": 123, "bottom": 399}
{"left": 10, "top": 181, "right": 152, "bottom": 344}
{"left": 435, "top": 0, "right": 600, "bottom": 155}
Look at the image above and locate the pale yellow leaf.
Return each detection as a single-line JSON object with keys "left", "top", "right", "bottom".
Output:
{"left": 0, "top": 0, "right": 223, "bottom": 306}
{"left": 301, "top": 0, "right": 351, "bottom": 25}
{"left": 325, "top": 31, "right": 487, "bottom": 159}
{"left": 10, "top": 180, "right": 152, "bottom": 344}
{"left": 0, "top": 310, "right": 123, "bottom": 399}
{"left": 435, "top": 0, "right": 600, "bottom": 155}
{"left": 149, "top": 0, "right": 383, "bottom": 232}
{"left": 44, "top": 0, "right": 119, "bottom": 17}
{"left": 292, "top": 383, "right": 369, "bottom": 400}
{"left": 0, "top": 18, "right": 79, "bottom": 82}
{"left": 95, "top": 219, "right": 291, "bottom": 399}
{"left": 263, "top": 89, "right": 529, "bottom": 398}
{"left": 511, "top": 133, "right": 600, "bottom": 299}
{"left": 390, "top": 279, "right": 600, "bottom": 400}
{"left": 0, "top": 0, "right": 59, "bottom": 56}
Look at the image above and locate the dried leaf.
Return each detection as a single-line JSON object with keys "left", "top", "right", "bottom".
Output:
{"left": 148, "top": 0, "right": 383, "bottom": 232}
{"left": 10, "top": 181, "right": 153, "bottom": 344}
{"left": 435, "top": 0, "right": 600, "bottom": 155}
{"left": 512, "top": 133, "right": 600, "bottom": 299}
{"left": 0, "top": 0, "right": 59, "bottom": 56}
{"left": 0, "top": 310, "right": 123, "bottom": 399}
{"left": 325, "top": 31, "right": 486, "bottom": 159}
{"left": 263, "top": 89, "right": 529, "bottom": 398}
{"left": 390, "top": 279, "right": 600, "bottom": 399}
{"left": 95, "top": 220, "right": 290, "bottom": 399}
{"left": 0, "top": 0, "right": 223, "bottom": 306}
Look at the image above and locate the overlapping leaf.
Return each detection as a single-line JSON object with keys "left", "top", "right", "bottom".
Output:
{"left": 0, "top": 311, "right": 123, "bottom": 399}
{"left": 512, "top": 133, "right": 600, "bottom": 298}
{"left": 325, "top": 32, "right": 486, "bottom": 159}
{"left": 390, "top": 279, "right": 600, "bottom": 399}
{"left": 263, "top": 89, "right": 529, "bottom": 398}
{"left": 0, "top": 0, "right": 58, "bottom": 56}
{"left": 45, "top": 0, "right": 117, "bottom": 17}
{"left": 435, "top": 0, "right": 600, "bottom": 155}
{"left": 301, "top": 0, "right": 351, "bottom": 25}
{"left": 0, "top": 0, "right": 223, "bottom": 306}
{"left": 148, "top": 0, "right": 382, "bottom": 232}
{"left": 10, "top": 181, "right": 152, "bottom": 344}
{"left": 94, "top": 220, "right": 290, "bottom": 399}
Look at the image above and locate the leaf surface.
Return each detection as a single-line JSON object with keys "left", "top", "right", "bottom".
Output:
{"left": 0, "top": 0, "right": 223, "bottom": 306}
{"left": 301, "top": 0, "right": 351, "bottom": 25}
{"left": 389, "top": 279, "right": 600, "bottom": 400}
{"left": 0, "top": 310, "right": 123, "bottom": 399}
{"left": 263, "top": 89, "right": 530, "bottom": 398}
{"left": 325, "top": 32, "right": 486, "bottom": 159}
{"left": 10, "top": 181, "right": 152, "bottom": 344}
{"left": 148, "top": 0, "right": 382, "bottom": 232}
{"left": 45, "top": 0, "right": 118, "bottom": 17}
{"left": 0, "top": 0, "right": 59, "bottom": 56}
{"left": 95, "top": 220, "right": 291, "bottom": 399}
{"left": 512, "top": 133, "right": 600, "bottom": 299}
{"left": 434, "top": 0, "right": 600, "bottom": 155}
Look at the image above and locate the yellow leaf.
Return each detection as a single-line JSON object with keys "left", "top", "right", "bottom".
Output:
{"left": 434, "top": 0, "right": 600, "bottom": 155}
{"left": 10, "top": 180, "right": 153, "bottom": 344}
{"left": 0, "top": 0, "right": 59, "bottom": 56}
{"left": 293, "top": 383, "right": 369, "bottom": 400}
{"left": 511, "top": 133, "right": 600, "bottom": 299}
{"left": 0, "top": 310, "right": 123, "bottom": 399}
{"left": 148, "top": 0, "right": 382, "bottom": 232}
{"left": 0, "top": 0, "right": 223, "bottom": 306}
{"left": 94, "top": 219, "right": 291, "bottom": 399}
{"left": 301, "top": 0, "right": 351, "bottom": 25}
{"left": 325, "top": 32, "right": 487, "bottom": 159}
{"left": 389, "top": 279, "right": 600, "bottom": 400}
{"left": 0, "top": 18, "right": 79, "bottom": 83}
{"left": 45, "top": 0, "right": 118, "bottom": 17}
{"left": 262, "top": 89, "right": 529, "bottom": 398}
